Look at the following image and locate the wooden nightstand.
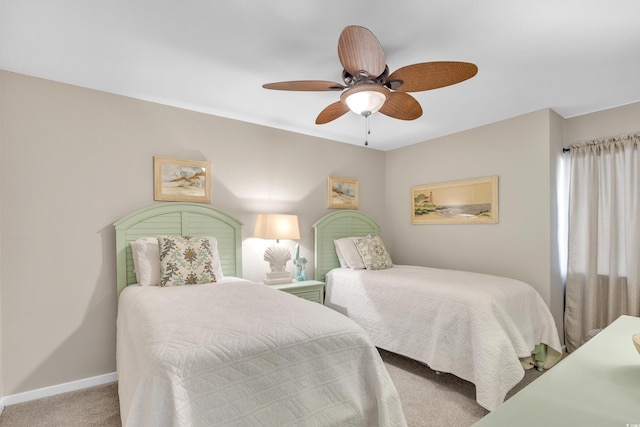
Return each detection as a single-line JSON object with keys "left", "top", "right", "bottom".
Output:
{"left": 269, "top": 280, "right": 325, "bottom": 304}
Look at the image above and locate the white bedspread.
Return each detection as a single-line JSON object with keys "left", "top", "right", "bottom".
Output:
{"left": 325, "top": 266, "right": 562, "bottom": 411}
{"left": 117, "top": 278, "right": 406, "bottom": 427}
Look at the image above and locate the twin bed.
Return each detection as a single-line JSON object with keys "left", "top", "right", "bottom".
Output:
{"left": 114, "top": 203, "right": 406, "bottom": 427}
{"left": 114, "top": 203, "right": 562, "bottom": 425}
{"left": 313, "top": 210, "right": 562, "bottom": 411}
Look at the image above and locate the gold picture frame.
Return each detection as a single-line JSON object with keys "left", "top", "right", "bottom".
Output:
{"left": 327, "top": 176, "right": 358, "bottom": 209}
{"left": 153, "top": 156, "right": 211, "bottom": 203}
{"left": 411, "top": 176, "right": 498, "bottom": 224}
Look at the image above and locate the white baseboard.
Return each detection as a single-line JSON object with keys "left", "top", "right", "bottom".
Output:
{"left": 0, "top": 372, "right": 117, "bottom": 415}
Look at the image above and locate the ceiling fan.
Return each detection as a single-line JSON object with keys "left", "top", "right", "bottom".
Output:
{"left": 263, "top": 25, "right": 478, "bottom": 128}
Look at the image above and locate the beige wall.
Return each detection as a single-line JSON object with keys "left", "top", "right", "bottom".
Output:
{"left": 384, "top": 109, "right": 563, "bottom": 333}
{"left": 2, "top": 68, "right": 639, "bottom": 399}
{"left": 548, "top": 110, "right": 566, "bottom": 339}
{"left": 382, "top": 101, "right": 640, "bottom": 347}
{"left": 0, "top": 71, "right": 385, "bottom": 395}
{"left": 564, "top": 102, "right": 640, "bottom": 144}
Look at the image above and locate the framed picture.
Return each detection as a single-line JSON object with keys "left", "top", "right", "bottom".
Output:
{"left": 154, "top": 156, "right": 211, "bottom": 203}
{"left": 327, "top": 176, "right": 358, "bottom": 209}
{"left": 411, "top": 176, "right": 498, "bottom": 224}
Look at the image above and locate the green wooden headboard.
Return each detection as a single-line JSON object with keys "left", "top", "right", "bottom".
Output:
{"left": 312, "top": 210, "right": 380, "bottom": 282}
{"left": 114, "top": 203, "right": 243, "bottom": 295}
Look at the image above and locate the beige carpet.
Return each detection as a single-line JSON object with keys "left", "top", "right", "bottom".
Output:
{"left": 0, "top": 382, "right": 120, "bottom": 427}
{"left": 379, "top": 349, "right": 543, "bottom": 427}
{"left": 0, "top": 350, "right": 543, "bottom": 426}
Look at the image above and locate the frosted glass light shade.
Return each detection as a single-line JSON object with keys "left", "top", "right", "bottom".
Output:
{"left": 346, "top": 91, "right": 386, "bottom": 115}
{"left": 253, "top": 214, "right": 300, "bottom": 241}
{"left": 341, "top": 84, "right": 390, "bottom": 116}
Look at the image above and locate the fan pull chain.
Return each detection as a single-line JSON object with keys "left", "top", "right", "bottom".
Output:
{"left": 364, "top": 113, "right": 371, "bottom": 146}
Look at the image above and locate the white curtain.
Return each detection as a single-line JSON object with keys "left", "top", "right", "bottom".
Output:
{"left": 564, "top": 134, "right": 640, "bottom": 352}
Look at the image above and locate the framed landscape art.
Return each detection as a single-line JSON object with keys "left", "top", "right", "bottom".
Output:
{"left": 154, "top": 156, "right": 211, "bottom": 203}
{"left": 411, "top": 176, "right": 498, "bottom": 224}
{"left": 327, "top": 176, "right": 358, "bottom": 209}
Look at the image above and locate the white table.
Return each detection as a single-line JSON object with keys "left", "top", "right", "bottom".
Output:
{"left": 473, "top": 315, "right": 640, "bottom": 427}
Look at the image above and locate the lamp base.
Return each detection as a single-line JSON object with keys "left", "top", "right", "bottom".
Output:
{"left": 264, "top": 271, "right": 293, "bottom": 285}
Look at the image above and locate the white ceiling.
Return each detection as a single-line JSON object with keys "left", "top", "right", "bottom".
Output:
{"left": 2, "top": 1, "right": 640, "bottom": 151}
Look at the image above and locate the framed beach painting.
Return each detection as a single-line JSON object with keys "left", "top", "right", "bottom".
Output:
{"left": 327, "top": 176, "right": 358, "bottom": 209}
{"left": 411, "top": 176, "right": 498, "bottom": 224}
{"left": 154, "top": 156, "right": 211, "bottom": 203}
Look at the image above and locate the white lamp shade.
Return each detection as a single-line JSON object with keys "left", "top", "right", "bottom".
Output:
{"left": 254, "top": 214, "right": 300, "bottom": 241}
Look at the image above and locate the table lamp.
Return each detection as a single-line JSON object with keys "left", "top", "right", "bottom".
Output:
{"left": 254, "top": 213, "right": 300, "bottom": 284}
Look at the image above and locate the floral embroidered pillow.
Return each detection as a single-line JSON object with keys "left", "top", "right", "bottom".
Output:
{"left": 355, "top": 235, "right": 393, "bottom": 270}
{"left": 157, "top": 235, "right": 222, "bottom": 286}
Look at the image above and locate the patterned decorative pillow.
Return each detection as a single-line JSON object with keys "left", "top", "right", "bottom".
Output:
{"left": 354, "top": 235, "right": 393, "bottom": 270}
{"left": 157, "top": 235, "right": 222, "bottom": 286}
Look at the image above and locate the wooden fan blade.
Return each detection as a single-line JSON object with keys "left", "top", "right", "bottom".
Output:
{"left": 388, "top": 62, "right": 478, "bottom": 92}
{"left": 337, "top": 26, "right": 386, "bottom": 78}
{"left": 316, "top": 101, "right": 350, "bottom": 124}
{"left": 263, "top": 80, "right": 345, "bottom": 91}
{"left": 379, "top": 92, "right": 423, "bottom": 120}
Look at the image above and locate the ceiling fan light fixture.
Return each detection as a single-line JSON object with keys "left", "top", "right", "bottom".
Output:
{"left": 263, "top": 26, "right": 478, "bottom": 125}
{"left": 341, "top": 84, "right": 390, "bottom": 116}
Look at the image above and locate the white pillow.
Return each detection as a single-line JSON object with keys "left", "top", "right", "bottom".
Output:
{"left": 130, "top": 237, "right": 160, "bottom": 286}
{"left": 334, "top": 242, "right": 348, "bottom": 268}
{"left": 333, "top": 237, "right": 366, "bottom": 270}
